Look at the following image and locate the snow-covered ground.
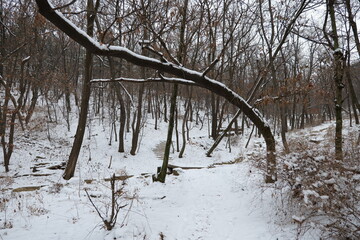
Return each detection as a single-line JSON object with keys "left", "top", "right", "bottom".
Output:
{"left": 0, "top": 107, "right": 340, "bottom": 239}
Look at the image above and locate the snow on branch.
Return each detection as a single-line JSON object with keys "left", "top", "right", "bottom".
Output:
{"left": 35, "top": 0, "right": 272, "bottom": 135}
{"left": 90, "top": 77, "right": 197, "bottom": 86}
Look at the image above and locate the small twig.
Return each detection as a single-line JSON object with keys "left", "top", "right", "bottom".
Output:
{"left": 53, "top": 0, "right": 77, "bottom": 10}
{"left": 0, "top": 43, "right": 27, "bottom": 63}
{"left": 202, "top": 59, "right": 219, "bottom": 77}
{"left": 0, "top": 19, "right": 16, "bottom": 37}
{"left": 153, "top": 33, "right": 181, "bottom": 65}
{"left": 202, "top": 36, "right": 232, "bottom": 77}
{"left": 120, "top": 195, "right": 135, "bottom": 227}
{"left": 85, "top": 174, "right": 128, "bottom": 230}
{"left": 108, "top": 156, "right": 112, "bottom": 168}
{"left": 143, "top": 45, "right": 168, "bottom": 63}
{"left": 85, "top": 188, "right": 106, "bottom": 223}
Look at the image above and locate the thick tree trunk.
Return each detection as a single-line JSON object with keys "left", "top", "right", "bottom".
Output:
{"left": 279, "top": 105, "right": 289, "bottom": 153}
{"left": 334, "top": 50, "right": 344, "bottom": 160}
{"left": 25, "top": 86, "right": 38, "bottom": 124}
{"left": 211, "top": 93, "right": 218, "bottom": 140}
{"left": 1, "top": 79, "right": 10, "bottom": 172}
{"left": 163, "top": 91, "right": 167, "bottom": 122}
{"left": 270, "top": 60, "right": 289, "bottom": 153}
{"left": 175, "top": 106, "right": 180, "bottom": 152}
{"left": 328, "top": 0, "right": 344, "bottom": 160}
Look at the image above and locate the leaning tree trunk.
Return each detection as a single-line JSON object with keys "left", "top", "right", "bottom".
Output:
{"left": 35, "top": 0, "right": 278, "bottom": 183}
{"left": 154, "top": 84, "right": 178, "bottom": 183}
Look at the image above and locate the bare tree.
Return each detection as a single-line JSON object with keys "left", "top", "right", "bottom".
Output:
{"left": 323, "top": 0, "right": 344, "bottom": 160}
{"left": 35, "top": 0, "right": 278, "bottom": 182}
{"left": 155, "top": 0, "right": 189, "bottom": 183}
{"left": 63, "top": 0, "right": 100, "bottom": 180}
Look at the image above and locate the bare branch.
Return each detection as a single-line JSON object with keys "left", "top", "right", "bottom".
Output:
{"left": 153, "top": 33, "right": 181, "bottom": 65}
{"left": 84, "top": 189, "right": 106, "bottom": 222}
{"left": 143, "top": 45, "right": 169, "bottom": 63}
{"left": 0, "top": 77, "right": 25, "bottom": 130}
{"left": 322, "top": 2, "right": 334, "bottom": 49}
{"left": 0, "top": 43, "right": 27, "bottom": 64}
{"left": 247, "top": 0, "right": 310, "bottom": 103}
{"left": 91, "top": 76, "right": 197, "bottom": 86}
{"left": 53, "top": 0, "right": 77, "bottom": 10}
{"left": 0, "top": 19, "right": 16, "bottom": 37}
{"left": 202, "top": 58, "right": 219, "bottom": 77}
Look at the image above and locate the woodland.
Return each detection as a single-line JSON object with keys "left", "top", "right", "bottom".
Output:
{"left": 1, "top": 0, "right": 360, "bottom": 239}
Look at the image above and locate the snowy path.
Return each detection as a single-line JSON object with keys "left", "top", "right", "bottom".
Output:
{"left": 121, "top": 163, "right": 292, "bottom": 240}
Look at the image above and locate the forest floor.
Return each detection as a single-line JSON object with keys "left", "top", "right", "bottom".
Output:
{"left": 0, "top": 106, "right": 358, "bottom": 240}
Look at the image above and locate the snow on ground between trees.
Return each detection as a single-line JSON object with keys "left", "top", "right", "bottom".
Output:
{"left": 1, "top": 108, "right": 352, "bottom": 239}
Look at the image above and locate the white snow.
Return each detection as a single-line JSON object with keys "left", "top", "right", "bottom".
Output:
{"left": 0, "top": 105, "right": 310, "bottom": 240}
{"left": 302, "top": 190, "right": 320, "bottom": 205}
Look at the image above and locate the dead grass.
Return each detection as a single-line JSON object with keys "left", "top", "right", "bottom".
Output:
{"left": 252, "top": 123, "right": 360, "bottom": 239}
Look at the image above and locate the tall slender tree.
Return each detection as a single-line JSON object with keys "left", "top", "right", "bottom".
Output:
{"left": 324, "top": 0, "right": 344, "bottom": 160}
{"left": 155, "top": 0, "right": 189, "bottom": 183}
{"left": 63, "top": 0, "right": 99, "bottom": 180}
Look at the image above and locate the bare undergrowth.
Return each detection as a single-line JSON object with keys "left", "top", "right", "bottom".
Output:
{"left": 257, "top": 125, "right": 360, "bottom": 239}
{"left": 1, "top": 191, "right": 49, "bottom": 229}
{"left": 85, "top": 173, "right": 135, "bottom": 231}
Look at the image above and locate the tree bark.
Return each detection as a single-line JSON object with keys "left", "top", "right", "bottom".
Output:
{"left": 344, "top": 0, "right": 360, "bottom": 58}
{"left": 108, "top": 57, "right": 126, "bottom": 152}
{"left": 155, "top": 0, "right": 188, "bottom": 182}
{"left": 345, "top": 62, "right": 359, "bottom": 125}
{"left": 0, "top": 0, "right": 4, "bottom": 76}
{"left": 129, "top": 28, "right": 147, "bottom": 155}
{"left": 63, "top": 0, "right": 98, "bottom": 180}
{"left": 328, "top": 0, "right": 344, "bottom": 160}
{"left": 154, "top": 84, "right": 178, "bottom": 183}
{"left": 179, "top": 100, "right": 190, "bottom": 158}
